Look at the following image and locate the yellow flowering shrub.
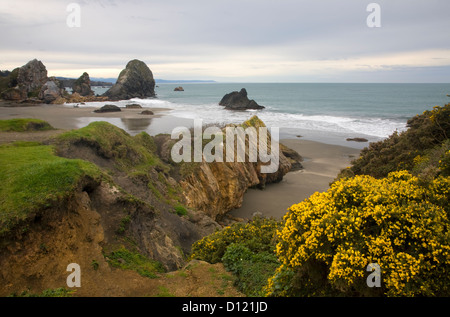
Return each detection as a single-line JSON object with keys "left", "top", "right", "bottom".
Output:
{"left": 266, "top": 171, "right": 450, "bottom": 297}
{"left": 190, "top": 217, "right": 281, "bottom": 263}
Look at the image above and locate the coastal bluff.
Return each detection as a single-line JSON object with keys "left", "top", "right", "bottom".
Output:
{"left": 0, "top": 115, "right": 302, "bottom": 296}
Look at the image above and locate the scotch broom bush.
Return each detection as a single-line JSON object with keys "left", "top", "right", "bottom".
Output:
{"left": 266, "top": 171, "right": 450, "bottom": 297}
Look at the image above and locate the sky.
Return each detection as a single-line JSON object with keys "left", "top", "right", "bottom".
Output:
{"left": 0, "top": 0, "right": 449, "bottom": 83}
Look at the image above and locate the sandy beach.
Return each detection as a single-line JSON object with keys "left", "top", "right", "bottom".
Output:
{"left": 1, "top": 102, "right": 361, "bottom": 222}
{"left": 229, "top": 139, "right": 361, "bottom": 220}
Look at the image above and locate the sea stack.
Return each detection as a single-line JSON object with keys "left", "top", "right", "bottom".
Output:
{"left": 219, "top": 88, "right": 265, "bottom": 110}
{"left": 0, "top": 59, "right": 48, "bottom": 101}
{"left": 104, "top": 59, "right": 156, "bottom": 100}
{"left": 72, "top": 72, "right": 94, "bottom": 96}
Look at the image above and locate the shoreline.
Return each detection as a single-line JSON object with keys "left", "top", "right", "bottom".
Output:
{"left": 229, "top": 138, "right": 361, "bottom": 220}
{"left": 1, "top": 102, "right": 362, "bottom": 221}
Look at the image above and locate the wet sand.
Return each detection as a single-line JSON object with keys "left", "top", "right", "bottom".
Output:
{"left": 0, "top": 102, "right": 167, "bottom": 131}
{"left": 229, "top": 139, "right": 361, "bottom": 220}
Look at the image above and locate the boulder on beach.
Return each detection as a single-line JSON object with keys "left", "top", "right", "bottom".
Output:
{"left": 94, "top": 104, "right": 122, "bottom": 113}
{"left": 174, "top": 86, "right": 184, "bottom": 91}
{"left": 126, "top": 104, "right": 142, "bottom": 109}
{"left": 103, "top": 59, "right": 156, "bottom": 100}
{"left": 72, "top": 72, "right": 94, "bottom": 97}
{"left": 219, "top": 88, "right": 264, "bottom": 110}
{"left": 39, "top": 78, "right": 66, "bottom": 104}
{"left": 140, "top": 110, "right": 154, "bottom": 115}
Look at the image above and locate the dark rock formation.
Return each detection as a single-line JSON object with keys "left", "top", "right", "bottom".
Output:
{"left": 140, "top": 110, "right": 154, "bottom": 115}
{"left": 94, "top": 104, "right": 121, "bottom": 113}
{"left": 174, "top": 86, "right": 184, "bottom": 91}
{"left": 219, "top": 88, "right": 264, "bottom": 110}
{"left": 103, "top": 59, "right": 156, "bottom": 100}
{"left": 72, "top": 72, "right": 94, "bottom": 97}
{"left": 346, "top": 137, "right": 369, "bottom": 142}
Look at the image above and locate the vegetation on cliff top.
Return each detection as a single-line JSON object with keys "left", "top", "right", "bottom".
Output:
{"left": 0, "top": 141, "right": 102, "bottom": 235}
{"left": 339, "top": 103, "right": 450, "bottom": 179}
{"left": 0, "top": 118, "right": 54, "bottom": 132}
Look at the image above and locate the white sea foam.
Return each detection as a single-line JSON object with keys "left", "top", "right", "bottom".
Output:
{"left": 64, "top": 96, "right": 407, "bottom": 140}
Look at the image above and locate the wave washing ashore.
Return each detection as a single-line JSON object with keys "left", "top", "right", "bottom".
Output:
{"left": 82, "top": 83, "right": 449, "bottom": 149}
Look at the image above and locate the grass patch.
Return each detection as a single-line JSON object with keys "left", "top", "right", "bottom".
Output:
{"left": 105, "top": 246, "right": 165, "bottom": 278}
{"left": 174, "top": 204, "right": 188, "bottom": 216}
{"left": 0, "top": 143, "right": 102, "bottom": 235}
{"left": 56, "top": 121, "right": 163, "bottom": 173}
{"left": 0, "top": 118, "right": 54, "bottom": 132}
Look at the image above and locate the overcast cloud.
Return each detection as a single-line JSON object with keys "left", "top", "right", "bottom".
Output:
{"left": 0, "top": 0, "right": 449, "bottom": 82}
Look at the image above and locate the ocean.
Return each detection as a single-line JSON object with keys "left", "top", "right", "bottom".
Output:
{"left": 86, "top": 83, "right": 450, "bottom": 149}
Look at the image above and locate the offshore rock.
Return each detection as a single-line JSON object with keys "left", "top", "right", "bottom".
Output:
{"left": 104, "top": 59, "right": 156, "bottom": 100}
{"left": 72, "top": 72, "right": 94, "bottom": 97}
{"left": 219, "top": 88, "right": 265, "bottom": 110}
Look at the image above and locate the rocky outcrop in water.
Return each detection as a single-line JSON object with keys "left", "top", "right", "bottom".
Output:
{"left": 219, "top": 88, "right": 265, "bottom": 110}
{"left": 104, "top": 59, "right": 156, "bottom": 100}
{"left": 72, "top": 72, "right": 94, "bottom": 97}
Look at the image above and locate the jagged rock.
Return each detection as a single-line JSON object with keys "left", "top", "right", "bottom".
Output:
{"left": 103, "top": 59, "right": 156, "bottom": 100}
{"left": 72, "top": 72, "right": 94, "bottom": 96}
{"left": 219, "top": 88, "right": 265, "bottom": 110}
{"left": 280, "top": 143, "right": 304, "bottom": 171}
{"left": 1, "top": 87, "right": 26, "bottom": 101}
{"left": 1, "top": 59, "right": 48, "bottom": 101}
{"left": 174, "top": 86, "right": 184, "bottom": 91}
{"left": 94, "top": 104, "right": 121, "bottom": 113}
{"left": 39, "top": 78, "right": 65, "bottom": 104}
{"left": 17, "top": 59, "right": 48, "bottom": 96}
{"left": 160, "top": 115, "right": 301, "bottom": 220}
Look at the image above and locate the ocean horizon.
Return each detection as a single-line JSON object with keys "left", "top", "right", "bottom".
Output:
{"left": 80, "top": 82, "right": 450, "bottom": 149}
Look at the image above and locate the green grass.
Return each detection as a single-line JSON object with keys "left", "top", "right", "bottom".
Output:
{"left": 105, "top": 247, "right": 165, "bottom": 278}
{"left": 56, "top": 121, "right": 163, "bottom": 173}
{"left": 0, "top": 142, "right": 102, "bottom": 235}
{"left": 0, "top": 118, "right": 54, "bottom": 132}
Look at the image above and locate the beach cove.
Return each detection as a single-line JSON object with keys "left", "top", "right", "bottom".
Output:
{"left": 0, "top": 101, "right": 360, "bottom": 222}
